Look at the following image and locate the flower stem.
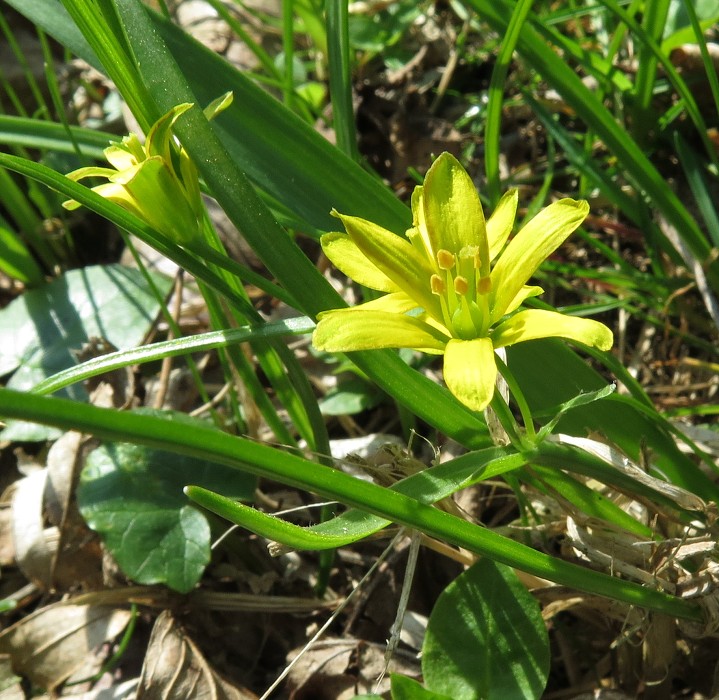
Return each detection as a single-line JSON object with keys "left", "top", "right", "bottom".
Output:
{"left": 495, "top": 353, "right": 536, "bottom": 442}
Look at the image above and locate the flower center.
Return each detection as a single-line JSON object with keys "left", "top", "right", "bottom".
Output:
{"left": 431, "top": 247, "right": 492, "bottom": 340}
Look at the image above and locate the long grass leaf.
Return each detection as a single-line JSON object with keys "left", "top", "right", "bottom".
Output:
{"left": 484, "top": 0, "right": 533, "bottom": 203}
{"left": 631, "top": 0, "right": 670, "bottom": 143}
{"left": 326, "top": 0, "right": 359, "bottom": 160}
{"left": 0, "top": 387, "right": 702, "bottom": 620}
{"left": 465, "top": 0, "right": 719, "bottom": 291}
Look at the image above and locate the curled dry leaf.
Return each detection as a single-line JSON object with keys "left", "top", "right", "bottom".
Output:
{"left": 45, "top": 430, "right": 104, "bottom": 591}
{"left": 0, "top": 603, "right": 131, "bottom": 691}
{"left": 11, "top": 469, "right": 56, "bottom": 589}
{"left": 137, "top": 611, "right": 255, "bottom": 700}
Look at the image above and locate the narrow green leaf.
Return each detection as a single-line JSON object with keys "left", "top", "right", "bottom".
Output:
{"left": 326, "top": 0, "right": 359, "bottom": 160}
{"left": 675, "top": 132, "right": 719, "bottom": 248}
{"left": 0, "top": 115, "right": 114, "bottom": 158}
{"left": 508, "top": 339, "right": 719, "bottom": 502}
{"left": 32, "top": 318, "right": 316, "bottom": 396}
{"left": 188, "top": 447, "right": 526, "bottom": 551}
{"left": 484, "top": 0, "right": 534, "bottom": 202}
{"left": 536, "top": 382, "right": 616, "bottom": 440}
{"left": 527, "top": 465, "right": 653, "bottom": 538}
{"left": 0, "top": 388, "right": 702, "bottom": 620}
{"left": 632, "top": 0, "right": 671, "bottom": 140}
{"left": 679, "top": 0, "right": 719, "bottom": 118}
{"left": 467, "top": 0, "right": 719, "bottom": 289}
{"left": 11, "top": 0, "right": 409, "bottom": 233}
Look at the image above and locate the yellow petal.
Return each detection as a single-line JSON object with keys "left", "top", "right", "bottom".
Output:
{"left": 491, "top": 309, "right": 614, "bottom": 350}
{"left": 443, "top": 337, "right": 497, "bottom": 412}
{"left": 104, "top": 142, "right": 138, "bottom": 171}
{"left": 487, "top": 188, "right": 518, "bottom": 261}
{"left": 504, "top": 285, "right": 544, "bottom": 316}
{"left": 64, "top": 166, "right": 117, "bottom": 182}
{"left": 345, "top": 292, "right": 420, "bottom": 314}
{"left": 335, "top": 212, "right": 441, "bottom": 320}
{"left": 146, "top": 103, "right": 194, "bottom": 161}
{"left": 203, "top": 91, "right": 233, "bottom": 120}
{"left": 313, "top": 309, "right": 449, "bottom": 353}
{"left": 489, "top": 198, "right": 589, "bottom": 323}
{"left": 422, "top": 152, "right": 487, "bottom": 256}
{"left": 321, "top": 232, "right": 400, "bottom": 293}
{"left": 113, "top": 158, "right": 200, "bottom": 242}
{"left": 409, "top": 185, "right": 434, "bottom": 260}
{"left": 89, "top": 182, "right": 147, "bottom": 219}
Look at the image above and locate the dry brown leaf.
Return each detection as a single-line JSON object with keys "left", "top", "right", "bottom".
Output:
{"left": 137, "top": 611, "right": 256, "bottom": 700}
{"left": 44, "top": 431, "right": 85, "bottom": 527}
{"left": 284, "top": 638, "right": 420, "bottom": 700}
{"left": 11, "top": 469, "right": 55, "bottom": 589}
{"left": 0, "top": 602, "right": 130, "bottom": 691}
{"left": 44, "top": 431, "right": 103, "bottom": 591}
{"left": 0, "top": 507, "right": 16, "bottom": 567}
{"left": 61, "top": 677, "right": 139, "bottom": 700}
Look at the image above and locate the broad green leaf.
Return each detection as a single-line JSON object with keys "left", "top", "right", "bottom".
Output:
{"left": 663, "top": 0, "right": 719, "bottom": 44}
{"left": 390, "top": 675, "right": 452, "bottom": 699}
{"left": 319, "top": 377, "right": 384, "bottom": 416}
{"left": 422, "top": 559, "right": 549, "bottom": 700}
{"left": 0, "top": 264, "right": 169, "bottom": 385}
{"left": 0, "top": 264, "right": 171, "bottom": 441}
{"left": 78, "top": 426, "right": 255, "bottom": 594}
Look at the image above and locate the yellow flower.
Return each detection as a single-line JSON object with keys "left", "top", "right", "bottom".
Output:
{"left": 312, "top": 152, "right": 613, "bottom": 412}
{"left": 63, "top": 94, "right": 232, "bottom": 246}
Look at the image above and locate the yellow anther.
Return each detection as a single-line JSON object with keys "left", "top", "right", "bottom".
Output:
{"left": 454, "top": 276, "right": 469, "bottom": 296}
{"left": 477, "top": 276, "right": 492, "bottom": 294}
{"left": 437, "top": 249, "right": 455, "bottom": 270}
{"left": 431, "top": 274, "right": 445, "bottom": 294}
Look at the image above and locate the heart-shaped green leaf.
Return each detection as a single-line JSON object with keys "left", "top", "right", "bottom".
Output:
{"left": 0, "top": 264, "right": 171, "bottom": 441}
{"left": 78, "top": 427, "right": 255, "bottom": 593}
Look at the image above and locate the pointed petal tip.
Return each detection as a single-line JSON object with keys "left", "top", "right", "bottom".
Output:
{"left": 492, "top": 309, "right": 614, "bottom": 352}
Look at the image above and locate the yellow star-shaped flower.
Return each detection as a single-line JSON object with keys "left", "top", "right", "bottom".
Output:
{"left": 313, "top": 152, "right": 613, "bottom": 412}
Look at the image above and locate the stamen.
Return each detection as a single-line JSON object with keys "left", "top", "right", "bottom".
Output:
{"left": 431, "top": 274, "right": 445, "bottom": 295}
{"left": 437, "top": 249, "right": 455, "bottom": 270}
{"left": 454, "top": 276, "right": 469, "bottom": 296}
{"left": 477, "top": 276, "right": 492, "bottom": 294}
